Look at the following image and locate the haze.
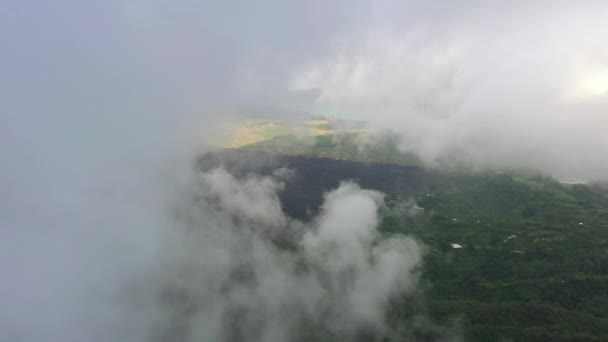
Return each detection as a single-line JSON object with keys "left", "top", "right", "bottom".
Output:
{"left": 2, "top": 1, "right": 608, "bottom": 341}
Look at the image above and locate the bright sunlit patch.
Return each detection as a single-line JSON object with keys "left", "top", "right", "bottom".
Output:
{"left": 580, "top": 68, "right": 608, "bottom": 96}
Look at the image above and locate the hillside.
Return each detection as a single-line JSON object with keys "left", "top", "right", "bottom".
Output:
{"left": 200, "top": 148, "right": 608, "bottom": 341}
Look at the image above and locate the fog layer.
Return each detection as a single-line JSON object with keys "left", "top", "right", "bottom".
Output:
{"left": 2, "top": 1, "right": 607, "bottom": 341}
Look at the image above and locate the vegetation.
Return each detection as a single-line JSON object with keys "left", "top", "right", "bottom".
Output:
{"left": 212, "top": 117, "right": 608, "bottom": 340}
{"left": 381, "top": 172, "right": 608, "bottom": 341}
{"left": 241, "top": 132, "right": 422, "bottom": 166}
{"left": 227, "top": 116, "right": 421, "bottom": 166}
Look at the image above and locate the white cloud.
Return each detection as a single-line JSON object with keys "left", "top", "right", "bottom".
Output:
{"left": 290, "top": 2, "right": 608, "bottom": 179}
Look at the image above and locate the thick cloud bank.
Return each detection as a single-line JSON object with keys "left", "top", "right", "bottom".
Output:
{"left": 290, "top": 2, "right": 608, "bottom": 179}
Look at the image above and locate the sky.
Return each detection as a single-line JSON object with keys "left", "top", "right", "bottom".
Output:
{"left": 1, "top": 1, "right": 608, "bottom": 341}
{"left": 3, "top": 1, "right": 608, "bottom": 178}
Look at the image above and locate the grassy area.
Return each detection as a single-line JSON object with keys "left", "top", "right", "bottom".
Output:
{"left": 231, "top": 117, "right": 422, "bottom": 166}
{"left": 224, "top": 117, "right": 337, "bottom": 148}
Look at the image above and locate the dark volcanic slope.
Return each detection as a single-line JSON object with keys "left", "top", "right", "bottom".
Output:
{"left": 198, "top": 149, "right": 446, "bottom": 220}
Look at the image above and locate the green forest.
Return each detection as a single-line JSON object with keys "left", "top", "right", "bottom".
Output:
{"left": 205, "top": 118, "right": 608, "bottom": 341}
{"left": 202, "top": 146, "right": 608, "bottom": 341}
{"left": 380, "top": 172, "right": 608, "bottom": 341}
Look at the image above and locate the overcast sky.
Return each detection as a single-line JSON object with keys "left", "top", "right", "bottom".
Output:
{"left": 3, "top": 1, "right": 608, "bottom": 179}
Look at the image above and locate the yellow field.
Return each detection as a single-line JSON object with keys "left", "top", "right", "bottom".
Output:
{"left": 225, "top": 118, "right": 335, "bottom": 148}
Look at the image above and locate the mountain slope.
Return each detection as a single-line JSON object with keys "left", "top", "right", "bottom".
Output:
{"left": 200, "top": 149, "right": 608, "bottom": 341}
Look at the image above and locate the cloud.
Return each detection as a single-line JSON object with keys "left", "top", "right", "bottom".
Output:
{"left": 0, "top": 1, "right": 363, "bottom": 339}
{"left": 290, "top": 1, "right": 608, "bottom": 180}
{"left": 1, "top": 1, "right": 606, "bottom": 341}
{"left": 120, "top": 169, "right": 423, "bottom": 341}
